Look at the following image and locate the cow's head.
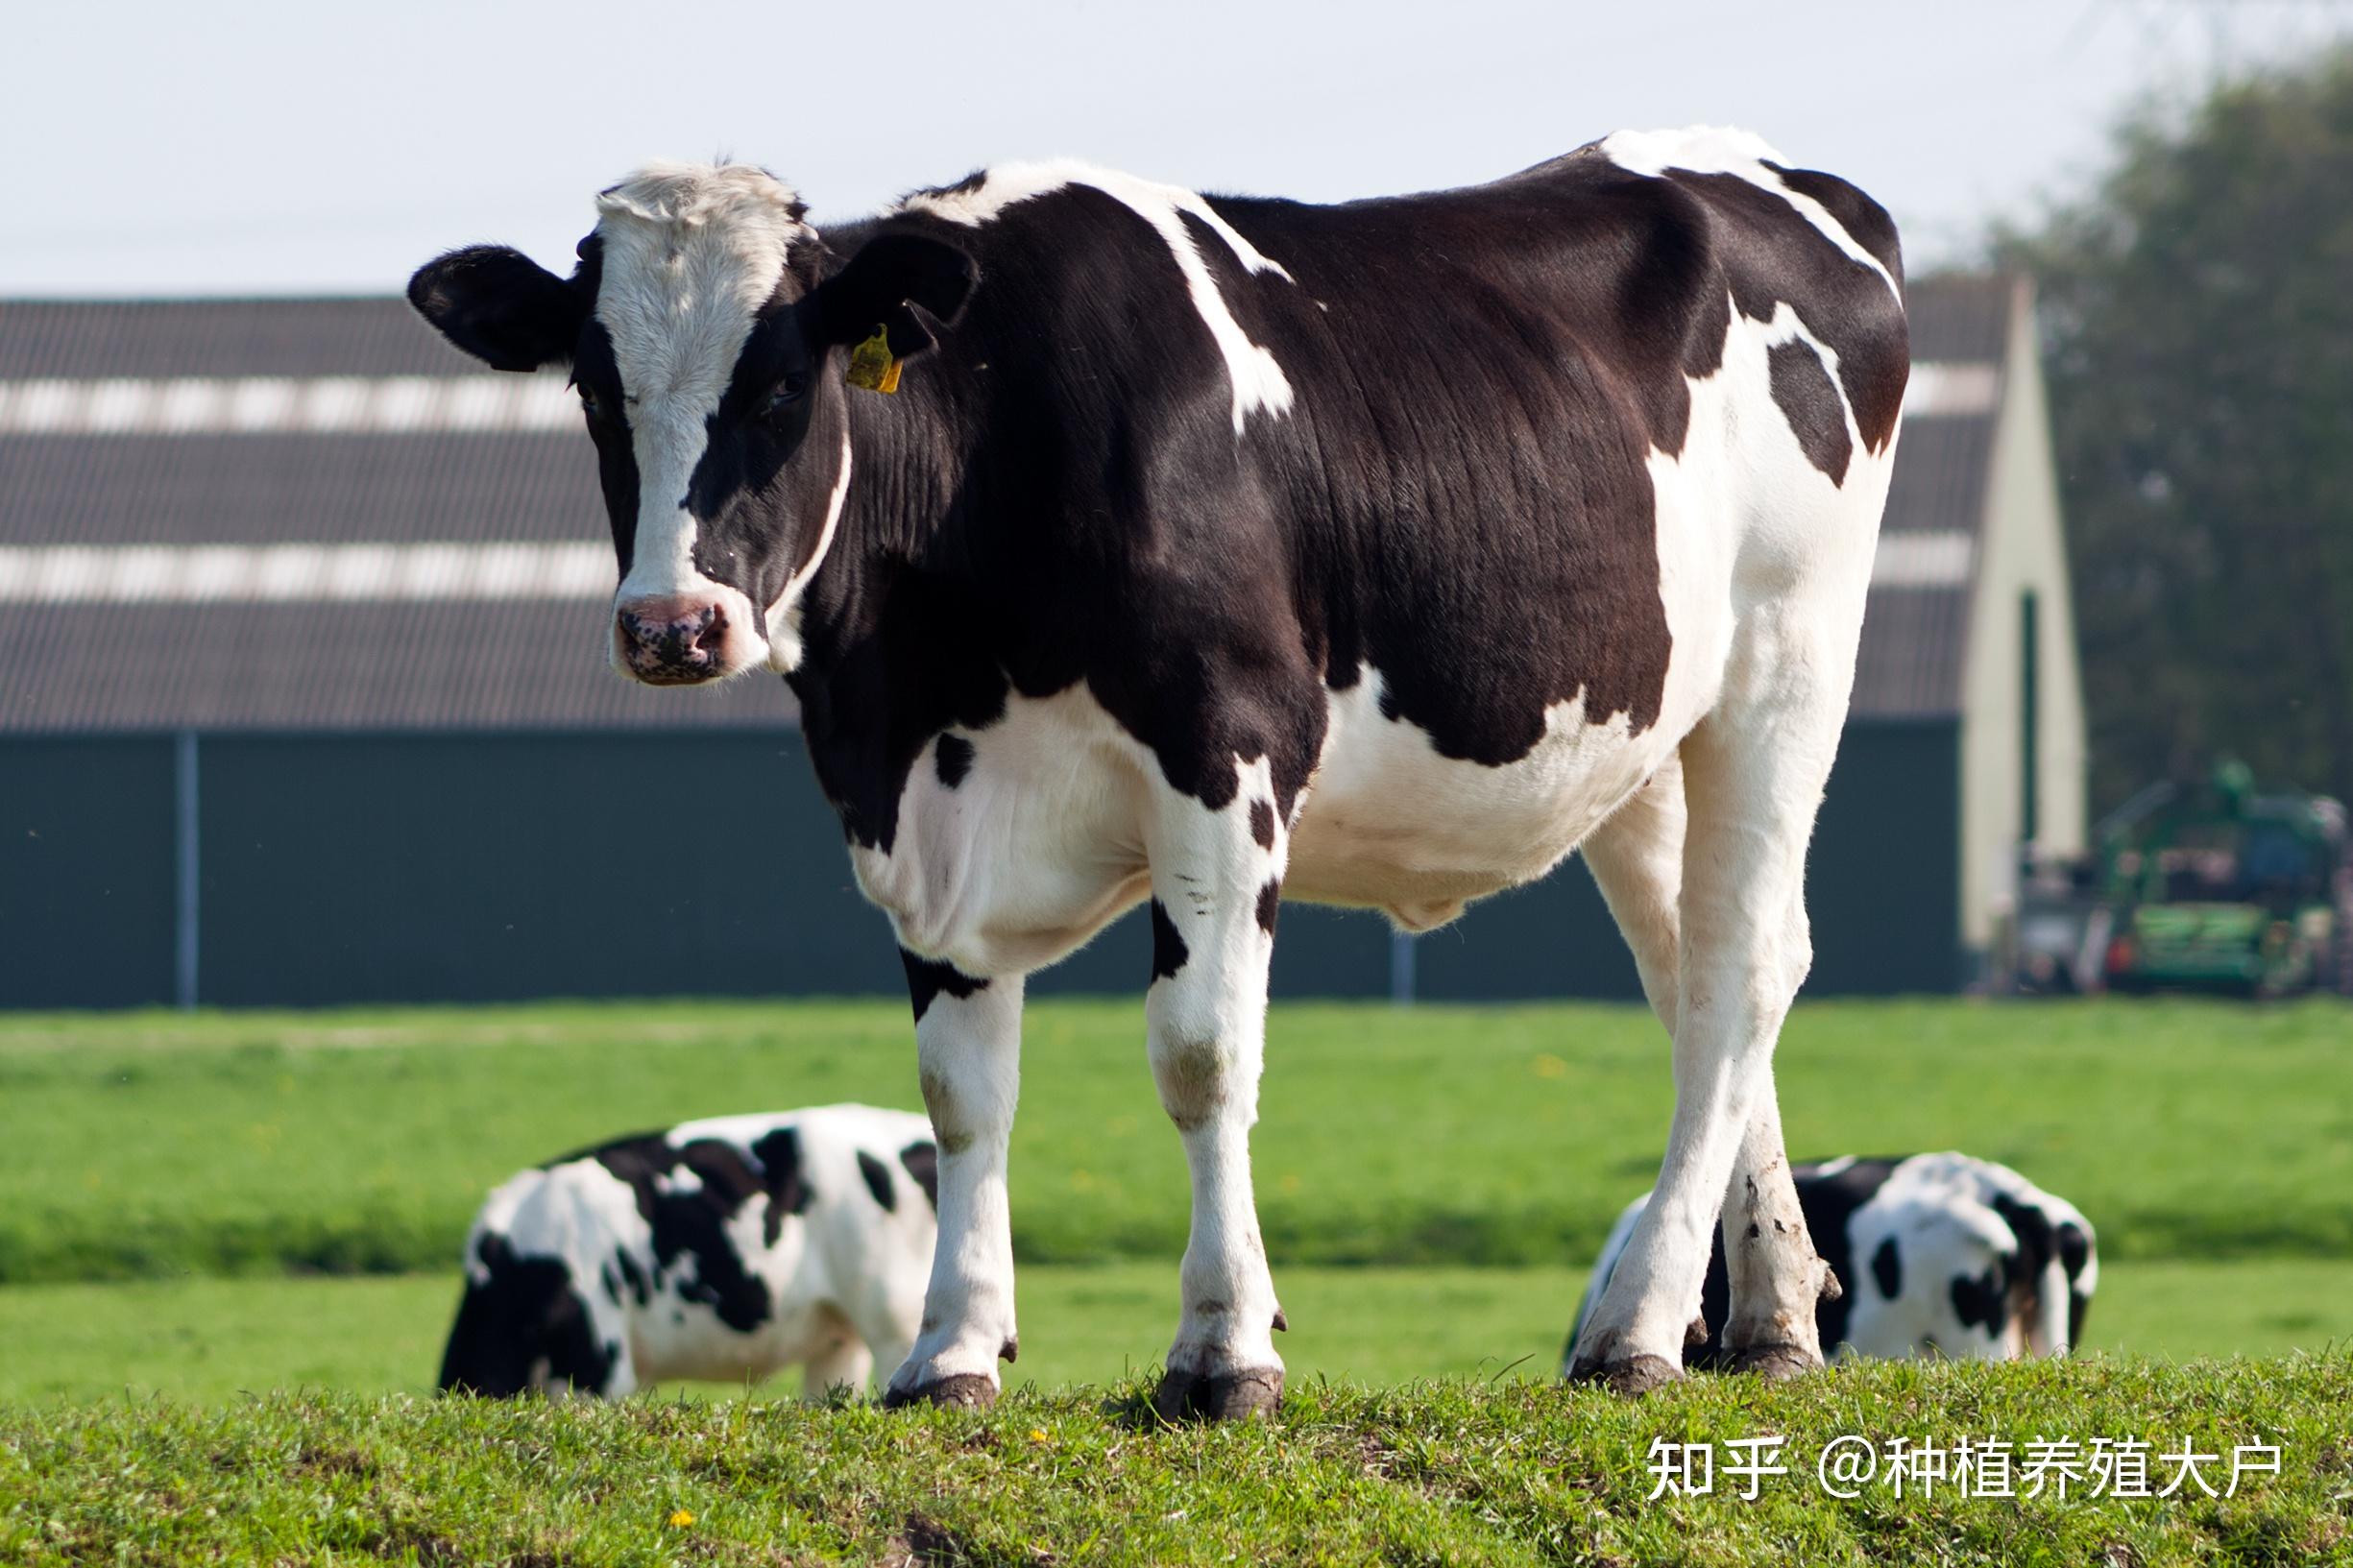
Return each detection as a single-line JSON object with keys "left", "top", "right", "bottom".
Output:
{"left": 408, "top": 163, "right": 976, "bottom": 684}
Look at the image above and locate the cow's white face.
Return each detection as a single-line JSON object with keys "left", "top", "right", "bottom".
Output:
{"left": 408, "top": 161, "right": 977, "bottom": 686}
{"left": 581, "top": 166, "right": 844, "bottom": 683}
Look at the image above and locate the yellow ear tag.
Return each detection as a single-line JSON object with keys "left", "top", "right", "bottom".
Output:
{"left": 844, "top": 326, "right": 902, "bottom": 395}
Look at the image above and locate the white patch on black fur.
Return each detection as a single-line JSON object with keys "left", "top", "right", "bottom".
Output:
{"left": 897, "top": 159, "right": 1294, "bottom": 433}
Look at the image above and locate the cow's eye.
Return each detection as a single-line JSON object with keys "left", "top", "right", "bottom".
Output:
{"left": 578, "top": 386, "right": 603, "bottom": 421}
{"left": 763, "top": 379, "right": 807, "bottom": 418}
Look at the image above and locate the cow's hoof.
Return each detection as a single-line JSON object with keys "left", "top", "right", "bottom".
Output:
{"left": 1151, "top": 1365, "right": 1283, "bottom": 1422}
{"left": 882, "top": 1373, "right": 1000, "bottom": 1411}
{"left": 1566, "top": 1352, "right": 1683, "bottom": 1397}
{"left": 1723, "top": 1343, "right": 1822, "bottom": 1381}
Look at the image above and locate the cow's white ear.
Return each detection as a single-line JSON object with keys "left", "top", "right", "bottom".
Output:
{"left": 409, "top": 245, "right": 589, "bottom": 372}
{"left": 812, "top": 233, "right": 978, "bottom": 360}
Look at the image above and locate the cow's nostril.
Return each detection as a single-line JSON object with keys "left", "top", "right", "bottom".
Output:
{"left": 617, "top": 602, "right": 726, "bottom": 671}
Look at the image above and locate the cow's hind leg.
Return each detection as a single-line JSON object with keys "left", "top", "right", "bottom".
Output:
{"left": 1568, "top": 600, "right": 1855, "bottom": 1393}
{"left": 883, "top": 957, "right": 1024, "bottom": 1410}
{"left": 1582, "top": 755, "right": 1686, "bottom": 1030}
{"left": 1716, "top": 1064, "right": 1838, "bottom": 1376}
{"left": 1143, "top": 768, "right": 1289, "bottom": 1421}
{"left": 1584, "top": 758, "right": 1826, "bottom": 1373}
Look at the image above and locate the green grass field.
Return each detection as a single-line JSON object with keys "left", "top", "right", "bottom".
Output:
{"left": 3, "top": 1260, "right": 2347, "bottom": 1406}
{"left": 4, "top": 997, "right": 2349, "bottom": 1563}
{"left": 4, "top": 997, "right": 2349, "bottom": 1284}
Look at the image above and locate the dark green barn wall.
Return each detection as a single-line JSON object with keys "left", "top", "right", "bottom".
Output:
{"left": 192, "top": 731, "right": 887, "bottom": 1005}
{"left": 191, "top": 731, "right": 1389, "bottom": 1007}
{"left": 0, "top": 736, "right": 179, "bottom": 1008}
{"left": 1411, "top": 719, "right": 1962, "bottom": 1000}
{"left": 1802, "top": 721, "right": 1962, "bottom": 994}
{"left": 0, "top": 719, "right": 1957, "bottom": 1009}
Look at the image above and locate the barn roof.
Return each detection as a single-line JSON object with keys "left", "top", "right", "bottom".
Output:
{"left": 0, "top": 276, "right": 2027, "bottom": 735}
{"left": 0, "top": 297, "right": 784, "bottom": 734}
{"left": 1851, "top": 272, "right": 2020, "bottom": 721}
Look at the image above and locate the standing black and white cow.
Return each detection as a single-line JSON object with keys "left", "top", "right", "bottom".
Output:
{"left": 439, "top": 1107, "right": 938, "bottom": 1400}
{"left": 409, "top": 127, "right": 1909, "bottom": 1417}
{"left": 1568, "top": 1153, "right": 2099, "bottom": 1368}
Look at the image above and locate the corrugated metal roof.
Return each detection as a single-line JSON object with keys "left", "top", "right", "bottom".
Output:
{"left": 1847, "top": 275, "right": 2019, "bottom": 718}
{"left": 2, "top": 432, "right": 594, "bottom": 546}
{"left": 0, "top": 296, "right": 788, "bottom": 733}
{"left": 0, "top": 600, "right": 786, "bottom": 732}
{"left": 0, "top": 276, "right": 2026, "bottom": 734}
{"left": 1902, "top": 274, "right": 2015, "bottom": 366}
{"left": 0, "top": 298, "right": 468, "bottom": 379}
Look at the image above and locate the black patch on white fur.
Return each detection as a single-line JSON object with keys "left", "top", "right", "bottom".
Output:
{"left": 1255, "top": 879, "right": 1281, "bottom": 936}
{"left": 1150, "top": 898, "right": 1189, "bottom": 981}
{"left": 901, "top": 948, "right": 988, "bottom": 1024}
{"left": 898, "top": 1140, "right": 940, "bottom": 1211}
{"left": 1248, "top": 799, "right": 1276, "bottom": 849}
{"left": 934, "top": 734, "right": 976, "bottom": 788}
{"left": 611, "top": 1246, "right": 650, "bottom": 1308}
{"left": 1766, "top": 339, "right": 1853, "bottom": 484}
{"left": 1870, "top": 1236, "right": 1903, "bottom": 1299}
{"left": 748, "top": 1127, "right": 813, "bottom": 1244}
{"left": 1950, "top": 1266, "right": 2008, "bottom": 1338}
{"left": 857, "top": 1149, "right": 897, "bottom": 1212}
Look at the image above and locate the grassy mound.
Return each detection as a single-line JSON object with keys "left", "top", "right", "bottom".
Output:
{"left": 5, "top": 1359, "right": 2347, "bottom": 1565}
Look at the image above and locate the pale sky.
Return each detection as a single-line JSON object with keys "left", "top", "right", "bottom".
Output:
{"left": 7, "top": 0, "right": 2351, "bottom": 296}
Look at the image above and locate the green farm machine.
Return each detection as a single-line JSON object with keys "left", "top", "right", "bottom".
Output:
{"left": 2009, "top": 760, "right": 2353, "bottom": 998}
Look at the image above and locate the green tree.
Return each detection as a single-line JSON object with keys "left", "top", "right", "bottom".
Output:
{"left": 1997, "top": 48, "right": 2353, "bottom": 814}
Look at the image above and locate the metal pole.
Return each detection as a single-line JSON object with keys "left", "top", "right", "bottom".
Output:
{"left": 174, "top": 730, "right": 199, "bottom": 1011}
{"left": 1389, "top": 928, "right": 1416, "bottom": 1007}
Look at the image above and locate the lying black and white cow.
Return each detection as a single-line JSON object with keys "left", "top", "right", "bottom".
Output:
{"left": 1568, "top": 1153, "right": 2099, "bottom": 1367}
{"left": 438, "top": 1107, "right": 938, "bottom": 1399}
{"left": 410, "top": 126, "right": 1909, "bottom": 1416}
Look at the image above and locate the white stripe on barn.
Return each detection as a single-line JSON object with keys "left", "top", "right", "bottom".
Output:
{"left": 0, "top": 542, "right": 612, "bottom": 602}
{"left": 1901, "top": 362, "right": 2000, "bottom": 420}
{"left": 0, "top": 362, "right": 2000, "bottom": 436}
{"left": 0, "top": 532, "right": 1962, "bottom": 603}
{"left": 1869, "top": 529, "right": 1975, "bottom": 589}
{"left": 0, "top": 373, "right": 578, "bottom": 435}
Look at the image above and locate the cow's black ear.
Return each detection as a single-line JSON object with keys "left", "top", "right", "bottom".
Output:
{"left": 812, "top": 233, "right": 979, "bottom": 360}
{"left": 408, "top": 245, "right": 588, "bottom": 372}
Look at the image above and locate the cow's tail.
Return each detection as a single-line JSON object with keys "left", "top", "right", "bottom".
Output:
{"left": 1564, "top": 1193, "right": 1651, "bottom": 1371}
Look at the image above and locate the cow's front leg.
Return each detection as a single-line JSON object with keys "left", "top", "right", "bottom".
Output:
{"left": 883, "top": 954, "right": 1023, "bottom": 1410}
{"left": 1145, "top": 773, "right": 1288, "bottom": 1421}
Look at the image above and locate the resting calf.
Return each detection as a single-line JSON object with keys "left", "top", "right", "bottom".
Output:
{"left": 438, "top": 1106, "right": 937, "bottom": 1399}
{"left": 1568, "top": 1152, "right": 2098, "bottom": 1366}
